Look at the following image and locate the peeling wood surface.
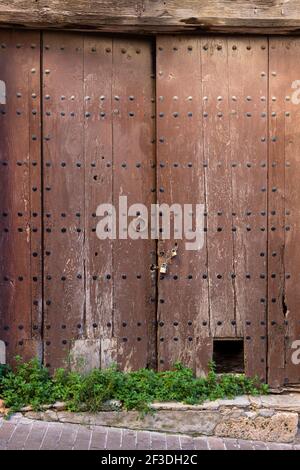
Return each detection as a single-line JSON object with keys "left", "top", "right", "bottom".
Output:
{"left": 2, "top": 1, "right": 300, "bottom": 34}
{"left": 201, "top": 37, "right": 236, "bottom": 340}
{"left": 227, "top": 37, "right": 268, "bottom": 381}
{"left": 82, "top": 36, "right": 115, "bottom": 369}
{"left": 43, "top": 33, "right": 86, "bottom": 370}
{"left": 112, "top": 38, "right": 157, "bottom": 370}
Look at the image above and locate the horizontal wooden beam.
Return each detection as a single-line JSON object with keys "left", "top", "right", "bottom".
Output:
{"left": 1, "top": 1, "right": 300, "bottom": 34}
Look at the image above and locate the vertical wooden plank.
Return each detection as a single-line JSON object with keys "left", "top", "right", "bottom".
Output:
{"left": 156, "top": 36, "right": 210, "bottom": 374}
{"left": 268, "top": 38, "right": 300, "bottom": 387}
{"left": 201, "top": 37, "right": 236, "bottom": 340}
{"left": 112, "top": 39, "right": 157, "bottom": 370}
{"left": 29, "top": 34, "right": 43, "bottom": 361}
{"left": 43, "top": 33, "right": 85, "bottom": 370}
{"left": 284, "top": 40, "right": 300, "bottom": 384}
{"left": 83, "top": 36, "right": 115, "bottom": 368}
{"left": 283, "top": 40, "right": 300, "bottom": 386}
{"left": 268, "top": 39, "right": 286, "bottom": 388}
{"left": 228, "top": 37, "right": 268, "bottom": 381}
{"left": 0, "top": 30, "right": 42, "bottom": 363}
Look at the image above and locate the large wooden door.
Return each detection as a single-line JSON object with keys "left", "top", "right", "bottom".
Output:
{"left": 1, "top": 30, "right": 300, "bottom": 387}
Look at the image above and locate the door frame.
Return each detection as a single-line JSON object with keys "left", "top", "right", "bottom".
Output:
{"left": 1, "top": 1, "right": 300, "bottom": 35}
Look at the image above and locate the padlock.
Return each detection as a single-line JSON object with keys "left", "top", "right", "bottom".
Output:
{"left": 171, "top": 248, "right": 177, "bottom": 258}
{"left": 160, "top": 263, "right": 168, "bottom": 274}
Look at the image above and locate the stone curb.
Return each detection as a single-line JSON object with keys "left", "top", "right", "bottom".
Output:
{"left": 16, "top": 392, "right": 300, "bottom": 414}
{"left": 19, "top": 396, "right": 300, "bottom": 444}
{"left": 2, "top": 394, "right": 297, "bottom": 443}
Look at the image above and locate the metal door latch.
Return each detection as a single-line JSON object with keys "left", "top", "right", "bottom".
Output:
{"left": 150, "top": 246, "right": 178, "bottom": 274}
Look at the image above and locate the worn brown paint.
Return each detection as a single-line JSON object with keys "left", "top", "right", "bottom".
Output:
{"left": 43, "top": 32, "right": 86, "bottom": 370}
{"left": 83, "top": 36, "right": 115, "bottom": 368}
{"left": 156, "top": 36, "right": 210, "bottom": 374}
{"left": 227, "top": 37, "right": 268, "bottom": 381}
{"left": 112, "top": 38, "right": 156, "bottom": 370}
{"left": 268, "top": 38, "right": 300, "bottom": 388}
{"left": 201, "top": 37, "right": 236, "bottom": 340}
{"left": 0, "top": 30, "right": 42, "bottom": 363}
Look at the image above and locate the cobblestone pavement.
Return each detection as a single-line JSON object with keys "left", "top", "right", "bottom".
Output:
{"left": 0, "top": 414, "right": 298, "bottom": 450}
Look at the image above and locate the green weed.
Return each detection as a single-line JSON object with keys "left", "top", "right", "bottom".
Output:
{"left": 0, "top": 358, "right": 269, "bottom": 414}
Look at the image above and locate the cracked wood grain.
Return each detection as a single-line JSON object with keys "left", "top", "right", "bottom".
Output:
{"left": 2, "top": 1, "right": 300, "bottom": 34}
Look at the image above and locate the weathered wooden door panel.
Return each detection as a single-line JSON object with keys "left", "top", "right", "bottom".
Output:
{"left": 268, "top": 38, "right": 300, "bottom": 388}
{"left": 83, "top": 36, "right": 114, "bottom": 369}
{"left": 201, "top": 37, "right": 236, "bottom": 341}
{"left": 111, "top": 39, "right": 157, "bottom": 370}
{"left": 43, "top": 33, "right": 86, "bottom": 370}
{"left": 156, "top": 37, "right": 210, "bottom": 374}
{"left": 157, "top": 36, "right": 268, "bottom": 380}
{"left": 226, "top": 37, "right": 268, "bottom": 381}
{"left": 0, "top": 30, "right": 42, "bottom": 363}
{"left": 42, "top": 33, "right": 156, "bottom": 370}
